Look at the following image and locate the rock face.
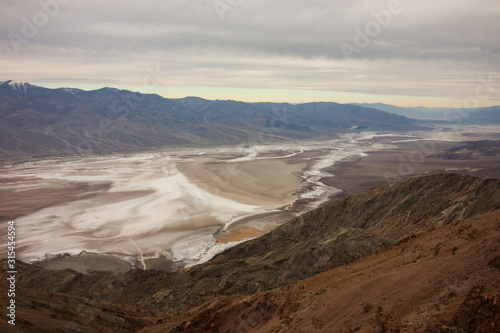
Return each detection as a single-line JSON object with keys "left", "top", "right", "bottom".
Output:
{"left": 1, "top": 174, "right": 500, "bottom": 332}
{"left": 149, "top": 209, "right": 500, "bottom": 333}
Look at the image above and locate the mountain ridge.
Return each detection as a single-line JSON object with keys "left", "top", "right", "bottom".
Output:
{"left": 150, "top": 208, "right": 500, "bottom": 332}
{"left": 0, "top": 80, "right": 422, "bottom": 160}
{"left": 2, "top": 173, "right": 499, "bottom": 332}
{"left": 352, "top": 101, "right": 500, "bottom": 123}
{"left": 5, "top": 174, "right": 499, "bottom": 307}
{"left": 351, "top": 102, "right": 450, "bottom": 119}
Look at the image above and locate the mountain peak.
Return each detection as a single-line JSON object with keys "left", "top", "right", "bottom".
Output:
{"left": 95, "top": 87, "right": 121, "bottom": 93}
{"left": 0, "top": 80, "right": 49, "bottom": 95}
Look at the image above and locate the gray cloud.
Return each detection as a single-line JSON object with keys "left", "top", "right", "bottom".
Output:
{"left": 0, "top": 0, "right": 499, "bottom": 106}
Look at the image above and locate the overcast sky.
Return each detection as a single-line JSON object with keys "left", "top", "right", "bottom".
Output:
{"left": 1, "top": 0, "right": 499, "bottom": 107}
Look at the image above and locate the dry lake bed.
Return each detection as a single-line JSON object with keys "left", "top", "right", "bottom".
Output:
{"left": 1, "top": 126, "right": 499, "bottom": 273}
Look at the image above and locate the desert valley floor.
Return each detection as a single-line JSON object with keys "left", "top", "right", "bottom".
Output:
{"left": 1, "top": 125, "right": 499, "bottom": 274}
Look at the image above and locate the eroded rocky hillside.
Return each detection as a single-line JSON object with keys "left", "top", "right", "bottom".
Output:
{"left": 1, "top": 174, "right": 499, "bottom": 332}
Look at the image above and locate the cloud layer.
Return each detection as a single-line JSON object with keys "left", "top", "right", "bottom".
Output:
{"left": 1, "top": 0, "right": 499, "bottom": 106}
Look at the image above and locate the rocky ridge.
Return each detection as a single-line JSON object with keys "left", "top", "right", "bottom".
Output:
{"left": 1, "top": 173, "right": 499, "bottom": 332}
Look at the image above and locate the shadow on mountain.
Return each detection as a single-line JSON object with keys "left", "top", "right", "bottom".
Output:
{"left": 1, "top": 173, "right": 499, "bottom": 332}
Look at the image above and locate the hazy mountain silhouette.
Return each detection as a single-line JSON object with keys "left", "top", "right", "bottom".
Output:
{"left": 352, "top": 102, "right": 500, "bottom": 123}
{"left": 0, "top": 80, "right": 422, "bottom": 160}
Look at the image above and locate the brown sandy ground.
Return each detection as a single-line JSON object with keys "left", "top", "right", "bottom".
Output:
{"left": 0, "top": 179, "right": 111, "bottom": 221}
{"left": 323, "top": 141, "right": 500, "bottom": 195}
{"left": 215, "top": 211, "right": 295, "bottom": 244}
{"left": 2, "top": 139, "right": 498, "bottom": 226}
{"left": 146, "top": 209, "right": 500, "bottom": 333}
{"left": 2, "top": 139, "right": 499, "bottom": 273}
{"left": 216, "top": 225, "right": 277, "bottom": 244}
{"left": 176, "top": 156, "right": 306, "bottom": 209}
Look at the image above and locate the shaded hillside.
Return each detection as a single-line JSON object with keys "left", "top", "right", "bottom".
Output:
{"left": 4, "top": 174, "right": 500, "bottom": 316}
{"left": 0, "top": 80, "right": 421, "bottom": 160}
{"left": 351, "top": 102, "right": 449, "bottom": 119}
{"left": 1, "top": 174, "right": 499, "bottom": 332}
{"left": 0, "top": 282, "right": 168, "bottom": 333}
{"left": 150, "top": 209, "right": 500, "bottom": 332}
{"left": 352, "top": 102, "right": 500, "bottom": 124}
{"left": 465, "top": 106, "right": 500, "bottom": 124}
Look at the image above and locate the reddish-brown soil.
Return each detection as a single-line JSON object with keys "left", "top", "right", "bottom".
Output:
{"left": 1, "top": 174, "right": 498, "bottom": 332}
{"left": 148, "top": 209, "right": 500, "bottom": 332}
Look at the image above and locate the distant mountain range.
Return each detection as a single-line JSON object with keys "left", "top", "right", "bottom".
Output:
{"left": 0, "top": 80, "right": 421, "bottom": 160}
{"left": 466, "top": 105, "right": 500, "bottom": 123}
{"left": 352, "top": 102, "right": 500, "bottom": 123}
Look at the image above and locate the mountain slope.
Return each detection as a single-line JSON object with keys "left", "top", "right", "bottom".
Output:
{"left": 0, "top": 282, "right": 168, "bottom": 333}
{"left": 1, "top": 174, "right": 499, "bottom": 332}
{"left": 351, "top": 102, "right": 450, "bottom": 119}
{"left": 5, "top": 174, "right": 500, "bottom": 314}
{"left": 0, "top": 80, "right": 422, "bottom": 160}
{"left": 150, "top": 209, "right": 500, "bottom": 332}
{"left": 352, "top": 102, "right": 500, "bottom": 124}
{"left": 465, "top": 106, "right": 500, "bottom": 124}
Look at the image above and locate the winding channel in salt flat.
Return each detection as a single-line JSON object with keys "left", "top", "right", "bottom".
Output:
{"left": 0, "top": 132, "right": 434, "bottom": 268}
